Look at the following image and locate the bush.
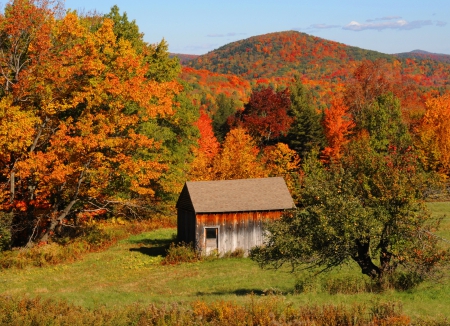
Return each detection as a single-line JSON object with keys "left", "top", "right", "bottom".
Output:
{"left": 389, "top": 271, "right": 424, "bottom": 291}
{"left": 0, "top": 295, "right": 417, "bottom": 326}
{"left": 161, "top": 242, "right": 201, "bottom": 265}
{"left": 223, "top": 248, "right": 245, "bottom": 258}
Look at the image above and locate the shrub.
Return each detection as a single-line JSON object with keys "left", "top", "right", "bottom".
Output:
{"left": 0, "top": 295, "right": 417, "bottom": 326}
{"left": 223, "top": 248, "right": 245, "bottom": 258}
{"left": 161, "top": 242, "right": 201, "bottom": 265}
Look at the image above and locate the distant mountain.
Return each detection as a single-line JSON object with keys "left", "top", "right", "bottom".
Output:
{"left": 395, "top": 50, "right": 450, "bottom": 63}
{"left": 186, "top": 31, "right": 393, "bottom": 81}
{"left": 170, "top": 53, "right": 199, "bottom": 64}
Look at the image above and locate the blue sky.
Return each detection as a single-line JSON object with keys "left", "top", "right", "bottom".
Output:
{"left": 63, "top": 0, "right": 450, "bottom": 55}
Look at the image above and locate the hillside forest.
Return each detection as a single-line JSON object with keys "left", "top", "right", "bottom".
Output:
{"left": 0, "top": 0, "right": 450, "bottom": 281}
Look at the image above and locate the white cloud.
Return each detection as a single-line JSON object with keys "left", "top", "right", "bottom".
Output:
{"left": 436, "top": 20, "right": 447, "bottom": 27}
{"left": 344, "top": 19, "right": 432, "bottom": 31}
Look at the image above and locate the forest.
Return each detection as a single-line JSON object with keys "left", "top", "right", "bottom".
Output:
{"left": 0, "top": 0, "right": 450, "bottom": 324}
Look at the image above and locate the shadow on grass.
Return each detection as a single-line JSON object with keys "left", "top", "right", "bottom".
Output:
{"left": 129, "top": 238, "right": 172, "bottom": 257}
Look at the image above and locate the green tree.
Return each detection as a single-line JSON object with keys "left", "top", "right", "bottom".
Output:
{"left": 105, "top": 5, "right": 145, "bottom": 52}
{"left": 285, "top": 78, "right": 324, "bottom": 158}
{"left": 251, "top": 94, "right": 447, "bottom": 285}
{"left": 212, "top": 93, "right": 238, "bottom": 142}
{"left": 104, "top": 6, "right": 180, "bottom": 82}
{"left": 251, "top": 147, "right": 444, "bottom": 283}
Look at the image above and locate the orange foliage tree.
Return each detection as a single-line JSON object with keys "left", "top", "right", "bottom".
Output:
{"left": 415, "top": 94, "right": 450, "bottom": 176}
{"left": 321, "top": 98, "right": 355, "bottom": 162}
{"left": 0, "top": 1, "right": 180, "bottom": 246}
{"left": 189, "top": 111, "right": 220, "bottom": 181}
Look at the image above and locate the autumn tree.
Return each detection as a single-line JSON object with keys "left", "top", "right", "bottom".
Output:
{"left": 211, "top": 128, "right": 266, "bottom": 180}
{"left": 236, "top": 87, "right": 293, "bottom": 145}
{"left": 344, "top": 59, "right": 393, "bottom": 123}
{"left": 321, "top": 97, "right": 355, "bottom": 162}
{"left": 188, "top": 110, "right": 220, "bottom": 181}
{"left": 415, "top": 94, "right": 450, "bottom": 176}
{"left": 0, "top": 1, "right": 181, "bottom": 247}
{"left": 262, "top": 143, "right": 301, "bottom": 201}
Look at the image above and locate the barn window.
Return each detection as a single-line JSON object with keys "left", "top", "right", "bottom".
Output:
{"left": 206, "top": 228, "right": 217, "bottom": 239}
{"left": 205, "top": 227, "right": 218, "bottom": 255}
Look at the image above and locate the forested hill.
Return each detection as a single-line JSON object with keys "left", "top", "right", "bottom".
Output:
{"left": 395, "top": 50, "right": 450, "bottom": 64}
{"left": 185, "top": 31, "right": 393, "bottom": 80}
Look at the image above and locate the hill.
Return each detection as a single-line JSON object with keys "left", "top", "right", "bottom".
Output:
{"left": 186, "top": 31, "right": 392, "bottom": 81}
{"left": 185, "top": 31, "right": 450, "bottom": 93}
{"left": 395, "top": 50, "right": 450, "bottom": 64}
{"left": 170, "top": 53, "right": 199, "bottom": 64}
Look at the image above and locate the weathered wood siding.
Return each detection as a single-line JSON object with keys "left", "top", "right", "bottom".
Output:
{"left": 195, "top": 210, "right": 283, "bottom": 255}
{"left": 177, "top": 209, "right": 196, "bottom": 244}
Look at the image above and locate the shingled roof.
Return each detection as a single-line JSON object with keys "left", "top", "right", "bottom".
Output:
{"left": 176, "top": 177, "right": 295, "bottom": 213}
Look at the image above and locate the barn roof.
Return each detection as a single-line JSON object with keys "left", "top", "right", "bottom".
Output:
{"left": 176, "top": 177, "right": 295, "bottom": 213}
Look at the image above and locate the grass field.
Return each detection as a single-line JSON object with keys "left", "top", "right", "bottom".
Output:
{"left": 0, "top": 202, "right": 449, "bottom": 323}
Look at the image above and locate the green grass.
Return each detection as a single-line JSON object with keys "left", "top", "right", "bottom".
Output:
{"left": 428, "top": 201, "right": 450, "bottom": 240}
{"left": 0, "top": 203, "right": 450, "bottom": 322}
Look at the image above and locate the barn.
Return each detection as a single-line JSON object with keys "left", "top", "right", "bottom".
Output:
{"left": 176, "top": 177, "right": 295, "bottom": 255}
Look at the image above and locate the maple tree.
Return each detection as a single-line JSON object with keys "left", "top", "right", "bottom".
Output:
{"left": 261, "top": 142, "right": 301, "bottom": 201}
{"left": 0, "top": 1, "right": 181, "bottom": 247}
{"left": 321, "top": 97, "right": 355, "bottom": 162}
{"left": 415, "top": 94, "right": 450, "bottom": 176}
{"left": 210, "top": 128, "right": 266, "bottom": 180}
{"left": 188, "top": 110, "right": 220, "bottom": 181}
{"left": 236, "top": 86, "right": 293, "bottom": 145}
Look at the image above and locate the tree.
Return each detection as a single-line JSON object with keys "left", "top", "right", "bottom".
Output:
{"left": 0, "top": 2, "right": 181, "bottom": 247}
{"left": 262, "top": 143, "right": 301, "bottom": 201}
{"left": 211, "top": 128, "right": 266, "bottom": 180}
{"left": 251, "top": 94, "right": 447, "bottom": 285}
{"left": 237, "top": 87, "right": 293, "bottom": 145}
{"left": 344, "top": 59, "right": 393, "bottom": 122}
{"left": 212, "top": 93, "right": 238, "bottom": 142}
{"left": 415, "top": 94, "right": 450, "bottom": 176}
{"left": 188, "top": 110, "right": 220, "bottom": 181}
{"left": 321, "top": 97, "right": 355, "bottom": 162}
{"left": 285, "top": 78, "right": 325, "bottom": 158}
{"left": 104, "top": 5, "right": 145, "bottom": 52}
{"left": 251, "top": 145, "right": 445, "bottom": 284}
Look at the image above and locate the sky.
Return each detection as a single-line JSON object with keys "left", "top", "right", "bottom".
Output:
{"left": 63, "top": 0, "right": 450, "bottom": 56}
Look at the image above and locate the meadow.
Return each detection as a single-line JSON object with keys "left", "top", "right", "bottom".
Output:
{"left": 0, "top": 202, "right": 449, "bottom": 325}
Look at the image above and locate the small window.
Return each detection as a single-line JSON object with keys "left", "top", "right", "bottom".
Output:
{"left": 206, "top": 228, "right": 217, "bottom": 239}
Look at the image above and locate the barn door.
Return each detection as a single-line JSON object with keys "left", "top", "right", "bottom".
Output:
{"left": 205, "top": 227, "right": 218, "bottom": 255}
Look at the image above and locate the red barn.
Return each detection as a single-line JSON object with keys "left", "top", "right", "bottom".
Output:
{"left": 176, "top": 177, "right": 295, "bottom": 255}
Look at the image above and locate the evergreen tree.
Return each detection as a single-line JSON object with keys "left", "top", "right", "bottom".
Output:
{"left": 212, "top": 93, "right": 238, "bottom": 142}
{"left": 286, "top": 78, "right": 325, "bottom": 158}
{"left": 105, "top": 5, "right": 145, "bottom": 52}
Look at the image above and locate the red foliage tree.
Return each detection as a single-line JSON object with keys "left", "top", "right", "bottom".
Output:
{"left": 237, "top": 87, "right": 293, "bottom": 145}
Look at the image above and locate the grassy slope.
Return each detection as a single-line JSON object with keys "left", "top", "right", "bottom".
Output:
{"left": 0, "top": 203, "right": 449, "bottom": 321}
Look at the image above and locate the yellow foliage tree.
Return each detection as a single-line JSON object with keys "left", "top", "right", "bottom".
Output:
{"left": 211, "top": 128, "right": 266, "bottom": 180}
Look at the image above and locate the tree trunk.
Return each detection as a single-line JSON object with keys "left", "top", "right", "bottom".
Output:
{"left": 351, "top": 238, "right": 381, "bottom": 280}
{"left": 38, "top": 199, "right": 78, "bottom": 244}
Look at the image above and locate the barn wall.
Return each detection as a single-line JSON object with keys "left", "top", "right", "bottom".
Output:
{"left": 195, "top": 211, "right": 283, "bottom": 255}
{"left": 177, "top": 209, "right": 196, "bottom": 245}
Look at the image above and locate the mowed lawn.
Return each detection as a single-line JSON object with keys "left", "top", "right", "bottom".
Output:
{"left": 0, "top": 202, "right": 449, "bottom": 321}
